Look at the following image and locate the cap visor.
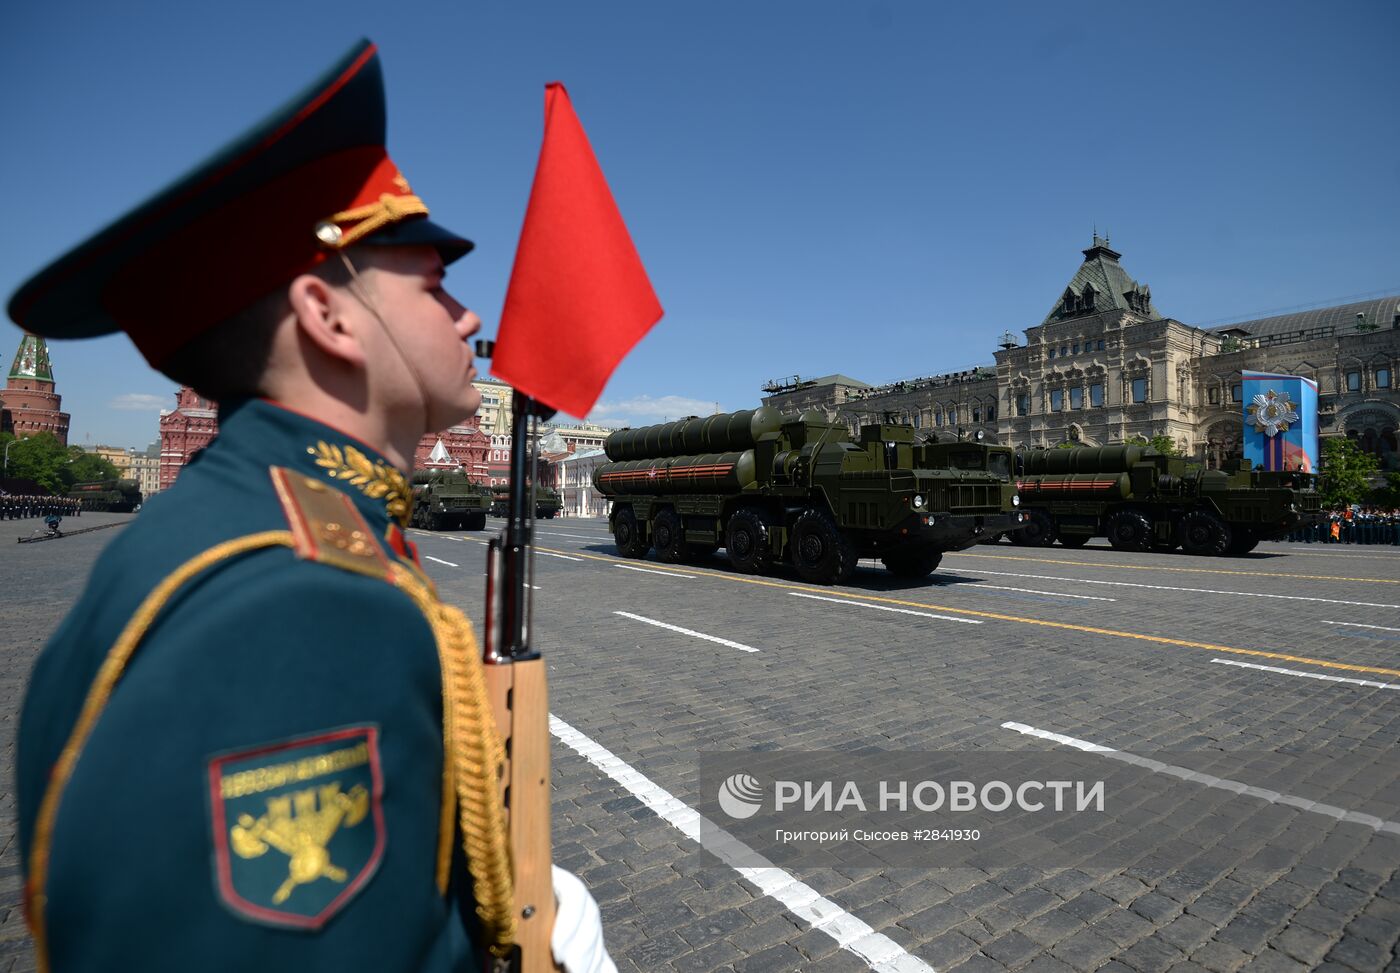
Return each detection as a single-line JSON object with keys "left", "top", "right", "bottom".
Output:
{"left": 363, "top": 217, "right": 474, "bottom": 265}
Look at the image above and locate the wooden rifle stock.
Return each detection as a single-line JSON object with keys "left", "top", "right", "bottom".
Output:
{"left": 483, "top": 394, "right": 560, "bottom": 973}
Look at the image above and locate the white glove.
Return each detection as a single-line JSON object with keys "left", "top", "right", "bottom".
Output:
{"left": 550, "top": 865, "right": 617, "bottom": 973}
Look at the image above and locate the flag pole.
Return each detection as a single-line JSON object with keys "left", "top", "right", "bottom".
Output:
{"left": 481, "top": 79, "right": 663, "bottom": 972}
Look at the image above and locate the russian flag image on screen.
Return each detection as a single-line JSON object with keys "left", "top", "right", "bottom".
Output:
{"left": 1241, "top": 371, "right": 1318, "bottom": 472}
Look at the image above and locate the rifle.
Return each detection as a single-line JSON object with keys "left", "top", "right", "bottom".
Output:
{"left": 480, "top": 365, "right": 560, "bottom": 973}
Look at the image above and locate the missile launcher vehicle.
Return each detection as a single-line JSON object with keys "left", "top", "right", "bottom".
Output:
{"left": 490, "top": 485, "right": 562, "bottom": 519}
{"left": 1012, "top": 445, "right": 1324, "bottom": 556}
{"left": 593, "top": 407, "right": 1025, "bottom": 585}
{"left": 410, "top": 470, "right": 491, "bottom": 530}
{"left": 68, "top": 479, "right": 142, "bottom": 513}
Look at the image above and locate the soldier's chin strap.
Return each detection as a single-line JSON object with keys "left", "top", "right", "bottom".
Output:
{"left": 336, "top": 251, "right": 435, "bottom": 441}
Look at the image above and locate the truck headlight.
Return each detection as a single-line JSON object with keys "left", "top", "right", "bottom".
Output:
{"left": 913, "top": 494, "right": 926, "bottom": 509}
{"left": 1012, "top": 494, "right": 1021, "bottom": 506}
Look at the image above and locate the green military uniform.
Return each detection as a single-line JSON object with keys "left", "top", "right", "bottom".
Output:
{"left": 9, "top": 40, "right": 516, "bottom": 972}
{"left": 18, "top": 398, "right": 503, "bottom": 969}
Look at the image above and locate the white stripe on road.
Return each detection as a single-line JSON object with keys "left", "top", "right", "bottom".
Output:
{"left": 536, "top": 551, "right": 583, "bottom": 561}
{"left": 1210, "top": 657, "right": 1400, "bottom": 690}
{"left": 615, "top": 565, "right": 696, "bottom": 579}
{"left": 790, "top": 592, "right": 983, "bottom": 624}
{"left": 1001, "top": 722, "right": 1400, "bottom": 835}
{"left": 536, "top": 529, "right": 611, "bottom": 541}
{"left": 969, "top": 568, "right": 1400, "bottom": 610}
{"left": 613, "top": 611, "right": 759, "bottom": 653}
{"left": 423, "top": 555, "right": 458, "bottom": 567}
{"left": 970, "top": 584, "right": 1114, "bottom": 602}
{"left": 549, "top": 716, "right": 937, "bottom": 973}
{"left": 1322, "top": 620, "right": 1400, "bottom": 634}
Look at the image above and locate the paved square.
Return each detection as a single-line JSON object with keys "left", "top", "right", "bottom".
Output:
{"left": 3, "top": 513, "right": 1397, "bottom": 971}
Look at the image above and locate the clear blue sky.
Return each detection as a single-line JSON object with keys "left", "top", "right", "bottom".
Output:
{"left": 3, "top": 0, "right": 1396, "bottom": 448}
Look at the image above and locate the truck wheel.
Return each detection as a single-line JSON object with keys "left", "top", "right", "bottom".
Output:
{"left": 464, "top": 513, "right": 487, "bottom": 531}
{"left": 1178, "top": 511, "right": 1231, "bottom": 556}
{"left": 428, "top": 512, "right": 441, "bottom": 531}
{"left": 881, "top": 548, "right": 942, "bottom": 578}
{"left": 726, "top": 508, "right": 773, "bottom": 574}
{"left": 1058, "top": 535, "right": 1089, "bottom": 548}
{"left": 1225, "top": 529, "right": 1258, "bottom": 556}
{"left": 790, "top": 508, "right": 857, "bottom": 585}
{"left": 652, "top": 509, "right": 688, "bottom": 563}
{"left": 1020, "top": 510, "right": 1057, "bottom": 547}
{"left": 1106, "top": 510, "right": 1152, "bottom": 551}
{"left": 613, "top": 508, "right": 648, "bottom": 558}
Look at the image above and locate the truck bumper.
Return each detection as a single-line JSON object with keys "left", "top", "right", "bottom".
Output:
{"left": 909, "top": 511, "right": 1026, "bottom": 550}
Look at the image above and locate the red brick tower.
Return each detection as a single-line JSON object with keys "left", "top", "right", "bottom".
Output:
{"left": 1, "top": 333, "right": 70, "bottom": 444}
{"left": 158, "top": 386, "right": 219, "bottom": 490}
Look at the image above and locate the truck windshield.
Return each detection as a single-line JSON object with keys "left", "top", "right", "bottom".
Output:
{"left": 949, "top": 453, "right": 986, "bottom": 471}
{"left": 988, "top": 454, "right": 1011, "bottom": 479}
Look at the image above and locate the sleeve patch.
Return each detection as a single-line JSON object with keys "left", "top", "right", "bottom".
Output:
{"left": 206, "top": 725, "right": 386, "bottom": 930}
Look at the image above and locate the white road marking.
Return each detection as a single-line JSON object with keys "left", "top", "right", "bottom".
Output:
{"left": 614, "top": 611, "right": 759, "bottom": 653}
{"left": 549, "top": 716, "right": 937, "bottom": 973}
{"left": 1001, "top": 721, "right": 1400, "bottom": 835}
{"left": 790, "top": 592, "right": 983, "bottom": 624}
{"left": 1322, "top": 620, "right": 1400, "bottom": 634}
{"left": 423, "top": 555, "right": 458, "bottom": 568}
{"left": 1209, "top": 657, "right": 1399, "bottom": 690}
{"left": 535, "top": 551, "right": 583, "bottom": 562}
{"left": 969, "top": 583, "right": 1114, "bottom": 602}
{"left": 1271, "top": 549, "right": 1400, "bottom": 558}
{"left": 536, "top": 529, "right": 611, "bottom": 541}
{"left": 968, "top": 568, "right": 1400, "bottom": 610}
{"left": 615, "top": 565, "right": 696, "bottom": 579}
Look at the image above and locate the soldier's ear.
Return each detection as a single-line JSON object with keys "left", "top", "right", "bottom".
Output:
{"left": 286, "top": 273, "right": 368, "bottom": 369}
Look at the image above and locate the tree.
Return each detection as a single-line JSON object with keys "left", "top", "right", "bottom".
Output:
{"left": 64, "top": 445, "right": 121, "bottom": 487}
{"left": 2, "top": 432, "right": 69, "bottom": 492}
{"left": 1054, "top": 440, "right": 1079, "bottom": 449}
{"left": 1320, "top": 437, "right": 1379, "bottom": 510}
{"left": 1369, "top": 471, "right": 1400, "bottom": 511}
{"left": 1127, "top": 434, "right": 1178, "bottom": 456}
{"left": 0, "top": 433, "right": 120, "bottom": 493}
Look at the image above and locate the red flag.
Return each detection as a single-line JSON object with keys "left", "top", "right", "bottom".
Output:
{"left": 492, "top": 83, "right": 663, "bottom": 418}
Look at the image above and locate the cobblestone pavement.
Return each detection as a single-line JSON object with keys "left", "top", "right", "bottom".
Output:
{"left": 0, "top": 512, "right": 134, "bottom": 972}
{"left": 3, "top": 511, "right": 1397, "bottom": 971}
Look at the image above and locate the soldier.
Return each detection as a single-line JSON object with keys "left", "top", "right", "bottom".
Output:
{"left": 9, "top": 40, "right": 613, "bottom": 973}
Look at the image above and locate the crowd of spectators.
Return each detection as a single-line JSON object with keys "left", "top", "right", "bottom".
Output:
{"left": 1288, "top": 506, "right": 1400, "bottom": 544}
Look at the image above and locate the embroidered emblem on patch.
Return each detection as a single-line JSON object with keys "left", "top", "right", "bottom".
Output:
{"left": 207, "top": 725, "right": 385, "bottom": 930}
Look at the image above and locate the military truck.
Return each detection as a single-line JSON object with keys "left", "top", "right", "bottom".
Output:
{"left": 489, "top": 485, "right": 562, "bottom": 519}
{"left": 1011, "top": 445, "right": 1324, "bottom": 556}
{"left": 68, "top": 479, "right": 142, "bottom": 512}
{"left": 410, "top": 470, "right": 491, "bottom": 530}
{"left": 593, "top": 407, "right": 1024, "bottom": 585}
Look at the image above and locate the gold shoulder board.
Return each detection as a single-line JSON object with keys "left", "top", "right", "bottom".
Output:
{"left": 269, "top": 466, "right": 391, "bottom": 580}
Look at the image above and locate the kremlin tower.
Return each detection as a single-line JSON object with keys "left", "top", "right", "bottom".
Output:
{"left": 1, "top": 333, "right": 70, "bottom": 445}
